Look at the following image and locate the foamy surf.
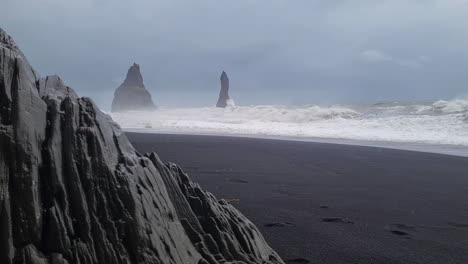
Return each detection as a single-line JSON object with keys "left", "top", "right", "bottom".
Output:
{"left": 110, "top": 99, "right": 468, "bottom": 149}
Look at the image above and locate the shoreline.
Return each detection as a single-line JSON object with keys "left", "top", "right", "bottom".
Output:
{"left": 127, "top": 132, "right": 468, "bottom": 264}
{"left": 124, "top": 128, "right": 468, "bottom": 158}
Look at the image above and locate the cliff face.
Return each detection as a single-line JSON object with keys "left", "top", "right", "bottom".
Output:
{"left": 0, "top": 28, "right": 283, "bottom": 264}
{"left": 216, "top": 71, "right": 230, "bottom": 108}
{"left": 111, "top": 63, "right": 156, "bottom": 112}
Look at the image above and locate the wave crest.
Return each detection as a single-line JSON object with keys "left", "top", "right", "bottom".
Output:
{"left": 111, "top": 101, "right": 468, "bottom": 146}
{"left": 226, "top": 99, "right": 236, "bottom": 107}
{"left": 432, "top": 99, "right": 468, "bottom": 113}
{"left": 222, "top": 105, "right": 358, "bottom": 123}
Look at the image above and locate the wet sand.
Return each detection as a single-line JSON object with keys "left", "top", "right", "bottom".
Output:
{"left": 127, "top": 132, "right": 468, "bottom": 264}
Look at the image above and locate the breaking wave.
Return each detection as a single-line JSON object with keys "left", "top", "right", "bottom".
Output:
{"left": 206, "top": 105, "right": 358, "bottom": 123}
{"left": 111, "top": 100, "right": 468, "bottom": 146}
{"left": 226, "top": 99, "right": 236, "bottom": 107}
{"left": 432, "top": 99, "right": 468, "bottom": 113}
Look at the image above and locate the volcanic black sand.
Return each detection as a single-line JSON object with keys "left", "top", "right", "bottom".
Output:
{"left": 127, "top": 132, "right": 468, "bottom": 264}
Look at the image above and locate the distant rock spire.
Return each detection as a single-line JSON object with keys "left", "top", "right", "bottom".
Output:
{"left": 111, "top": 63, "right": 156, "bottom": 112}
{"left": 0, "top": 26, "right": 284, "bottom": 264}
{"left": 123, "top": 63, "right": 144, "bottom": 87}
{"left": 0, "top": 27, "right": 283, "bottom": 264}
{"left": 216, "top": 71, "right": 230, "bottom": 108}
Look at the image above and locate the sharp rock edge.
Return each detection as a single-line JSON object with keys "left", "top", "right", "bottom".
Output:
{"left": 111, "top": 63, "right": 156, "bottom": 113}
{"left": 0, "top": 28, "right": 283, "bottom": 264}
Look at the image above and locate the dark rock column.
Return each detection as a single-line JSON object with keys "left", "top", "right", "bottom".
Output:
{"left": 216, "top": 71, "right": 230, "bottom": 108}
{"left": 111, "top": 63, "right": 156, "bottom": 112}
{"left": 0, "top": 28, "right": 283, "bottom": 264}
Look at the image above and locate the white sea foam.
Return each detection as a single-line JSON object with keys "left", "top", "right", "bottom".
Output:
{"left": 432, "top": 99, "right": 468, "bottom": 113}
{"left": 226, "top": 99, "right": 236, "bottom": 107}
{"left": 110, "top": 99, "right": 468, "bottom": 147}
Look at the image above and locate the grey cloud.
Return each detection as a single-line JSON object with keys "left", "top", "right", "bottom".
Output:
{"left": 1, "top": 0, "right": 468, "bottom": 109}
{"left": 361, "top": 49, "right": 429, "bottom": 70}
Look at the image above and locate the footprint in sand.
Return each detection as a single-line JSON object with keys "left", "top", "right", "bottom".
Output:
{"left": 228, "top": 178, "right": 249, "bottom": 184}
{"left": 389, "top": 230, "right": 410, "bottom": 236}
{"left": 321, "top": 217, "right": 353, "bottom": 224}
{"left": 287, "top": 258, "right": 310, "bottom": 263}
{"left": 264, "top": 222, "right": 295, "bottom": 228}
{"left": 386, "top": 224, "right": 414, "bottom": 238}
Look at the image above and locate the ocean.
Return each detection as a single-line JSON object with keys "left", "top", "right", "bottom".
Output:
{"left": 110, "top": 98, "right": 468, "bottom": 156}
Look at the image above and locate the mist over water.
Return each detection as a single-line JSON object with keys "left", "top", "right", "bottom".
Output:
{"left": 111, "top": 98, "right": 468, "bottom": 147}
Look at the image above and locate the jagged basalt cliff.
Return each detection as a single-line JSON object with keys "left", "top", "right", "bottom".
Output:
{"left": 0, "top": 28, "right": 283, "bottom": 264}
{"left": 111, "top": 63, "right": 156, "bottom": 112}
{"left": 216, "top": 71, "right": 230, "bottom": 108}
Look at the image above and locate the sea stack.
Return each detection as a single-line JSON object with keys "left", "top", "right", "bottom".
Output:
{"left": 216, "top": 71, "right": 230, "bottom": 108}
{"left": 0, "top": 28, "right": 283, "bottom": 264}
{"left": 111, "top": 63, "right": 156, "bottom": 112}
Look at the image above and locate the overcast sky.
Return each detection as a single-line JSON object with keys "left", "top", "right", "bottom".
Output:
{"left": 2, "top": 0, "right": 468, "bottom": 109}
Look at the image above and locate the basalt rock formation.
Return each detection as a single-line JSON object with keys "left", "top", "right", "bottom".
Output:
{"left": 111, "top": 63, "right": 156, "bottom": 112}
{"left": 0, "top": 28, "right": 283, "bottom": 264}
{"left": 216, "top": 71, "right": 230, "bottom": 108}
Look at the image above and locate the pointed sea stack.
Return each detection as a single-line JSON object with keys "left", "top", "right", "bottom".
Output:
{"left": 111, "top": 63, "right": 156, "bottom": 112}
{"left": 0, "top": 28, "right": 283, "bottom": 264}
{"left": 216, "top": 71, "right": 230, "bottom": 108}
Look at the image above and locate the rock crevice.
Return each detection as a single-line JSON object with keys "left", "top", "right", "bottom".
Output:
{"left": 0, "top": 28, "right": 283, "bottom": 264}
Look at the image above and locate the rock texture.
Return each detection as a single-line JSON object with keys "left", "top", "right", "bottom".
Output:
{"left": 111, "top": 63, "right": 156, "bottom": 112}
{"left": 0, "top": 28, "right": 283, "bottom": 264}
{"left": 216, "top": 71, "right": 230, "bottom": 108}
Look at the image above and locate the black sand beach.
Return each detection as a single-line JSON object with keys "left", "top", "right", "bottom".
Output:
{"left": 127, "top": 132, "right": 468, "bottom": 264}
